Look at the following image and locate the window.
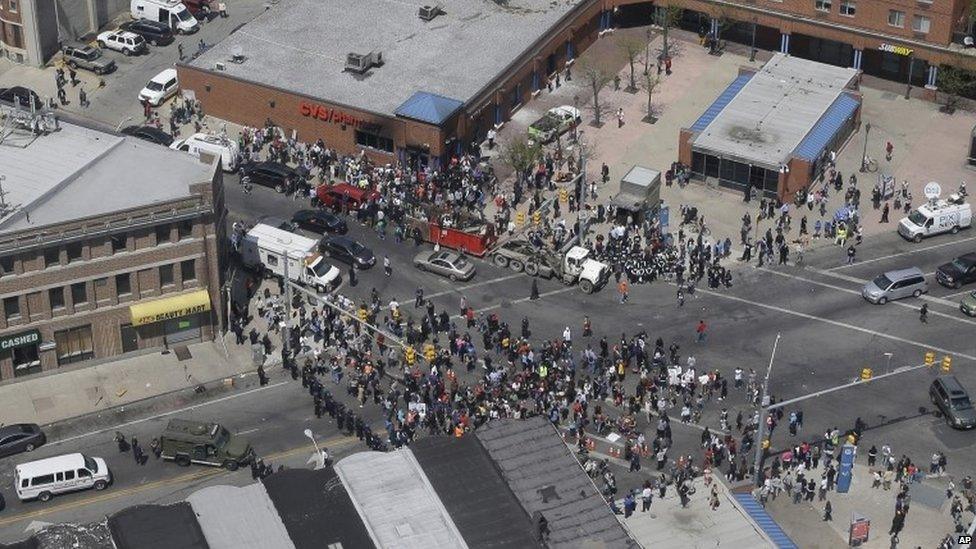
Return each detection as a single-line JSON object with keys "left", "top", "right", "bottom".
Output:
{"left": 66, "top": 242, "right": 83, "bottom": 263}
{"left": 155, "top": 224, "right": 171, "bottom": 244}
{"left": 4, "top": 296, "right": 20, "bottom": 320}
{"left": 111, "top": 234, "right": 127, "bottom": 253}
{"left": 54, "top": 325, "right": 94, "bottom": 365}
{"left": 32, "top": 474, "right": 55, "bottom": 487}
{"left": 77, "top": 468, "right": 92, "bottom": 478}
{"left": 839, "top": 0, "right": 855, "bottom": 16}
{"left": 815, "top": 0, "right": 831, "bottom": 11}
{"left": 49, "top": 287, "right": 65, "bottom": 310}
{"left": 116, "top": 273, "right": 132, "bottom": 296}
{"left": 64, "top": 470, "right": 75, "bottom": 481}
{"left": 43, "top": 247, "right": 60, "bottom": 268}
{"left": 12, "top": 345, "right": 40, "bottom": 376}
{"left": 354, "top": 131, "right": 394, "bottom": 153}
{"left": 181, "top": 259, "right": 196, "bottom": 282}
{"left": 266, "top": 255, "right": 278, "bottom": 267}
{"left": 9, "top": 0, "right": 17, "bottom": 12}
{"left": 177, "top": 221, "right": 193, "bottom": 240}
{"left": 160, "top": 264, "right": 174, "bottom": 286}
{"left": 1, "top": 255, "right": 14, "bottom": 275}
{"left": 888, "top": 10, "right": 905, "bottom": 27}
{"left": 71, "top": 282, "right": 88, "bottom": 305}
{"left": 912, "top": 15, "right": 930, "bottom": 33}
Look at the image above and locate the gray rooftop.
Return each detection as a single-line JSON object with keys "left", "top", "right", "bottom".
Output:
{"left": 0, "top": 121, "right": 215, "bottom": 235}
{"left": 186, "top": 483, "right": 294, "bottom": 549}
{"left": 189, "top": 0, "right": 583, "bottom": 116}
{"left": 692, "top": 54, "right": 858, "bottom": 169}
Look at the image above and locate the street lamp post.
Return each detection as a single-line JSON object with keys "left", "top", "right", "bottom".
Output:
{"left": 751, "top": 333, "right": 782, "bottom": 486}
{"left": 859, "top": 122, "right": 872, "bottom": 173}
{"left": 303, "top": 428, "right": 321, "bottom": 455}
{"left": 905, "top": 55, "right": 914, "bottom": 100}
{"left": 750, "top": 18, "right": 757, "bottom": 62}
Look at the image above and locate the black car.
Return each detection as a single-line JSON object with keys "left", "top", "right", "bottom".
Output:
{"left": 241, "top": 161, "right": 301, "bottom": 193}
{"left": 320, "top": 236, "right": 375, "bottom": 269}
{"left": 936, "top": 252, "right": 976, "bottom": 289}
{"left": 119, "top": 20, "right": 175, "bottom": 46}
{"left": 121, "top": 125, "right": 174, "bottom": 146}
{"left": 0, "top": 86, "right": 42, "bottom": 110}
{"left": 0, "top": 423, "right": 46, "bottom": 458}
{"left": 292, "top": 209, "right": 347, "bottom": 235}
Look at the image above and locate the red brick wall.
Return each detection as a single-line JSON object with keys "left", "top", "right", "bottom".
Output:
{"left": 678, "top": 128, "right": 694, "bottom": 166}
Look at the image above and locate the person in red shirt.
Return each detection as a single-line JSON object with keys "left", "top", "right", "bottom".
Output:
{"left": 696, "top": 319, "right": 707, "bottom": 343}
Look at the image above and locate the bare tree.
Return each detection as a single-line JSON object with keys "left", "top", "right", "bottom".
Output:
{"left": 659, "top": 4, "right": 684, "bottom": 62}
{"left": 617, "top": 35, "right": 645, "bottom": 92}
{"left": 500, "top": 135, "right": 542, "bottom": 186}
{"left": 641, "top": 72, "right": 661, "bottom": 123}
{"left": 577, "top": 59, "right": 613, "bottom": 127}
{"left": 709, "top": 6, "right": 735, "bottom": 54}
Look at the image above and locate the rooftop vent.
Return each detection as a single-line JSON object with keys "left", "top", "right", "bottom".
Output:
{"left": 419, "top": 4, "right": 442, "bottom": 21}
{"left": 230, "top": 45, "right": 247, "bottom": 64}
{"left": 214, "top": 62, "right": 226, "bottom": 71}
{"left": 344, "top": 51, "right": 383, "bottom": 74}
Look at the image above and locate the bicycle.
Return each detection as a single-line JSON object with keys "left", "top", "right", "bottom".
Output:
{"left": 862, "top": 155, "right": 878, "bottom": 173}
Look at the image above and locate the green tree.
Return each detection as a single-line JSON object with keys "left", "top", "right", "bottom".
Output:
{"left": 500, "top": 135, "right": 542, "bottom": 185}
{"left": 937, "top": 65, "right": 976, "bottom": 113}
{"left": 659, "top": 4, "right": 684, "bottom": 61}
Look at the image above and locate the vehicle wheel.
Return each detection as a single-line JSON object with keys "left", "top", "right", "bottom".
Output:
{"left": 97, "top": 41, "right": 106, "bottom": 48}
{"left": 510, "top": 260, "right": 524, "bottom": 273}
{"left": 913, "top": 289, "right": 922, "bottom": 298}
{"left": 449, "top": 274, "right": 458, "bottom": 282}
{"left": 913, "top": 234, "right": 923, "bottom": 243}
{"left": 525, "top": 263, "right": 540, "bottom": 277}
{"left": 176, "top": 455, "right": 191, "bottom": 467}
{"left": 878, "top": 296, "right": 888, "bottom": 305}
{"left": 579, "top": 280, "right": 594, "bottom": 294}
{"left": 493, "top": 255, "right": 509, "bottom": 268}
{"left": 151, "top": 39, "right": 159, "bottom": 47}
{"left": 123, "top": 49, "right": 132, "bottom": 57}
{"left": 38, "top": 491, "right": 52, "bottom": 502}
{"left": 223, "top": 460, "right": 239, "bottom": 471}
{"left": 952, "top": 225, "right": 960, "bottom": 235}
{"left": 93, "top": 480, "right": 107, "bottom": 491}
{"left": 274, "top": 184, "right": 284, "bottom": 193}
{"left": 24, "top": 443, "right": 35, "bottom": 452}
{"left": 67, "top": 61, "right": 77, "bottom": 69}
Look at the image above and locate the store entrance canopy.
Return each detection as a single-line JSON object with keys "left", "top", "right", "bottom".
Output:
{"left": 130, "top": 289, "right": 211, "bottom": 327}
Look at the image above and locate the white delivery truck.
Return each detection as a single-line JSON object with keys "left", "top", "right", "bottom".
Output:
{"left": 131, "top": 0, "right": 199, "bottom": 34}
{"left": 898, "top": 195, "right": 972, "bottom": 242}
{"left": 239, "top": 224, "right": 340, "bottom": 292}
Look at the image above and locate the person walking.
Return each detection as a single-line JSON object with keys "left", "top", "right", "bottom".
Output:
{"left": 885, "top": 141, "right": 894, "bottom": 161}
{"left": 696, "top": 319, "right": 707, "bottom": 343}
{"left": 530, "top": 278, "right": 540, "bottom": 300}
{"left": 846, "top": 244, "right": 856, "bottom": 265}
{"left": 383, "top": 256, "right": 392, "bottom": 277}
{"left": 641, "top": 482, "right": 653, "bottom": 511}
{"left": 881, "top": 202, "right": 890, "bottom": 223}
{"left": 618, "top": 280, "right": 629, "bottom": 303}
{"left": 617, "top": 108, "right": 624, "bottom": 128}
{"left": 823, "top": 500, "right": 833, "bottom": 521}
{"left": 920, "top": 303, "right": 928, "bottom": 323}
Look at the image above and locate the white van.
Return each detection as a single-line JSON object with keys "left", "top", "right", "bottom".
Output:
{"left": 15, "top": 453, "right": 111, "bottom": 502}
{"left": 239, "top": 223, "right": 341, "bottom": 292}
{"left": 898, "top": 196, "right": 972, "bottom": 242}
{"left": 131, "top": 0, "right": 199, "bottom": 34}
{"left": 139, "top": 67, "right": 179, "bottom": 107}
{"left": 170, "top": 132, "right": 240, "bottom": 172}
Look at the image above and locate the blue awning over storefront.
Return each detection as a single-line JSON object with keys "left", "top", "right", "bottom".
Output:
{"left": 794, "top": 93, "right": 860, "bottom": 161}
{"left": 690, "top": 73, "right": 754, "bottom": 132}
{"left": 394, "top": 91, "right": 464, "bottom": 126}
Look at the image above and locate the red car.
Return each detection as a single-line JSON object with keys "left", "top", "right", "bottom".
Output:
{"left": 316, "top": 183, "right": 379, "bottom": 210}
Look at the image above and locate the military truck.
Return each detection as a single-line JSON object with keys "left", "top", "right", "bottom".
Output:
{"left": 159, "top": 419, "right": 253, "bottom": 470}
{"left": 489, "top": 240, "right": 609, "bottom": 293}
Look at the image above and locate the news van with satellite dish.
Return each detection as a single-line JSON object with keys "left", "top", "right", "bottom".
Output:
{"left": 238, "top": 223, "right": 340, "bottom": 293}
{"left": 898, "top": 182, "right": 971, "bottom": 242}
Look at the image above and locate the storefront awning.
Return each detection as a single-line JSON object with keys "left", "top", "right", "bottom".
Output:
{"left": 130, "top": 289, "right": 211, "bottom": 327}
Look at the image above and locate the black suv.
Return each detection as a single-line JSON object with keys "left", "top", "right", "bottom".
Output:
{"left": 292, "top": 209, "right": 347, "bottom": 235}
{"left": 936, "top": 252, "right": 976, "bottom": 289}
{"left": 0, "top": 86, "right": 42, "bottom": 109}
{"left": 930, "top": 377, "right": 976, "bottom": 429}
{"left": 320, "top": 236, "right": 375, "bottom": 269}
{"left": 241, "top": 161, "right": 301, "bottom": 193}
{"left": 119, "top": 20, "right": 175, "bottom": 46}
{"left": 121, "top": 125, "right": 174, "bottom": 146}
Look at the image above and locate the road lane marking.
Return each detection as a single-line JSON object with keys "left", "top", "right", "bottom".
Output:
{"left": 759, "top": 268, "right": 976, "bottom": 325}
{"left": 426, "top": 273, "right": 526, "bottom": 299}
{"left": 237, "top": 428, "right": 261, "bottom": 435}
{"left": 825, "top": 235, "right": 976, "bottom": 271}
{"left": 694, "top": 281, "right": 976, "bottom": 362}
{"left": 0, "top": 435, "right": 357, "bottom": 528}
{"left": 453, "top": 286, "right": 579, "bottom": 319}
{"left": 49, "top": 380, "right": 291, "bottom": 447}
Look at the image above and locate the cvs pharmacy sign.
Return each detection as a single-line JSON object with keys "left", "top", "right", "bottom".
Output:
{"left": 299, "top": 102, "right": 381, "bottom": 131}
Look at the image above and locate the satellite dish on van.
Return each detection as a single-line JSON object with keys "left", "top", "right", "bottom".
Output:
{"left": 923, "top": 182, "right": 942, "bottom": 200}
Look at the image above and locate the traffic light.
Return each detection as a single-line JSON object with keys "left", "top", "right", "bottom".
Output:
{"left": 357, "top": 307, "right": 368, "bottom": 323}
{"left": 942, "top": 355, "right": 952, "bottom": 372}
{"left": 532, "top": 211, "right": 541, "bottom": 225}
{"left": 925, "top": 351, "right": 935, "bottom": 367}
{"left": 424, "top": 343, "right": 436, "bottom": 363}
{"left": 860, "top": 368, "right": 873, "bottom": 381}
{"left": 559, "top": 188, "right": 568, "bottom": 202}
{"left": 404, "top": 346, "right": 416, "bottom": 365}
{"left": 516, "top": 212, "right": 525, "bottom": 225}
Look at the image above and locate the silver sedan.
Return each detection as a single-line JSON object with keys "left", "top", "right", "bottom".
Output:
{"left": 414, "top": 250, "right": 476, "bottom": 281}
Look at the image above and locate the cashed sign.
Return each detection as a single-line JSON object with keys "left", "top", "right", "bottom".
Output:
{"left": 0, "top": 330, "right": 40, "bottom": 352}
{"left": 299, "top": 102, "right": 382, "bottom": 131}
{"left": 879, "top": 43, "right": 913, "bottom": 57}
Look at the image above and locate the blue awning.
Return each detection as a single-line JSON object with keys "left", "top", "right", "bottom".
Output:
{"left": 690, "top": 73, "right": 754, "bottom": 132}
{"left": 733, "top": 493, "right": 799, "bottom": 548}
{"left": 394, "top": 91, "right": 464, "bottom": 126}
{"left": 794, "top": 93, "right": 860, "bottom": 161}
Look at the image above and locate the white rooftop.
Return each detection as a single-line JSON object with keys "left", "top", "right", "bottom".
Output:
{"left": 186, "top": 484, "right": 295, "bottom": 549}
{"left": 692, "top": 54, "right": 858, "bottom": 169}
{"left": 0, "top": 120, "right": 215, "bottom": 234}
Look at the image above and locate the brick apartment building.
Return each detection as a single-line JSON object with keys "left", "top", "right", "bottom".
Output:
{"left": 0, "top": 116, "right": 227, "bottom": 381}
{"left": 1, "top": 0, "right": 129, "bottom": 66}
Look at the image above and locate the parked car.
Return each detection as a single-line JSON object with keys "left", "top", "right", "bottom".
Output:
{"left": 527, "top": 105, "right": 580, "bottom": 143}
{"left": 97, "top": 30, "right": 147, "bottom": 56}
{"left": 930, "top": 376, "right": 976, "bottom": 429}
{"left": 61, "top": 44, "right": 116, "bottom": 74}
{"left": 320, "top": 236, "right": 375, "bottom": 269}
{"left": 171, "top": 131, "right": 238, "bottom": 171}
{"left": 414, "top": 250, "right": 476, "bottom": 281}
{"left": 255, "top": 215, "right": 297, "bottom": 233}
{"left": 292, "top": 209, "right": 347, "bottom": 235}
{"left": 316, "top": 183, "right": 379, "bottom": 211}
{"left": 936, "top": 252, "right": 976, "bottom": 289}
{"left": 960, "top": 290, "right": 976, "bottom": 317}
{"left": 240, "top": 161, "right": 301, "bottom": 193}
{"left": 0, "top": 424, "right": 46, "bottom": 458}
{"left": 861, "top": 267, "right": 927, "bottom": 304}
{"left": 138, "top": 68, "right": 178, "bottom": 107}
{"left": 119, "top": 19, "right": 175, "bottom": 46}
{"left": 121, "top": 125, "right": 174, "bottom": 146}
{"left": 0, "top": 86, "right": 42, "bottom": 110}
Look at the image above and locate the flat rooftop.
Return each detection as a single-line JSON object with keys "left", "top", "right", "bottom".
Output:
{"left": 0, "top": 120, "right": 215, "bottom": 235}
{"left": 189, "top": 0, "right": 584, "bottom": 117}
{"left": 691, "top": 54, "right": 859, "bottom": 169}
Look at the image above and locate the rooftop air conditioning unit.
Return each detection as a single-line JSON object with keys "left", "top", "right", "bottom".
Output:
{"left": 214, "top": 62, "right": 226, "bottom": 71}
{"left": 344, "top": 51, "right": 383, "bottom": 74}
{"left": 230, "top": 45, "right": 247, "bottom": 64}
{"left": 419, "top": 4, "right": 442, "bottom": 21}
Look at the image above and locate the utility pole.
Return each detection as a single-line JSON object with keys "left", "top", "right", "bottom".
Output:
{"left": 751, "top": 332, "right": 781, "bottom": 486}
{"left": 282, "top": 252, "right": 293, "bottom": 358}
{"left": 859, "top": 122, "right": 871, "bottom": 172}
{"left": 576, "top": 134, "right": 587, "bottom": 241}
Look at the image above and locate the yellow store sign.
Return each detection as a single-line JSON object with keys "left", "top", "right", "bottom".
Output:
{"left": 129, "top": 289, "right": 212, "bottom": 327}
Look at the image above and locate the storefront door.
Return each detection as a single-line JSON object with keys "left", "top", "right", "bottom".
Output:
{"left": 164, "top": 313, "right": 202, "bottom": 346}
{"left": 120, "top": 323, "right": 139, "bottom": 354}
{"left": 1, "top": 329, "right": 42, "bottom": 379}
